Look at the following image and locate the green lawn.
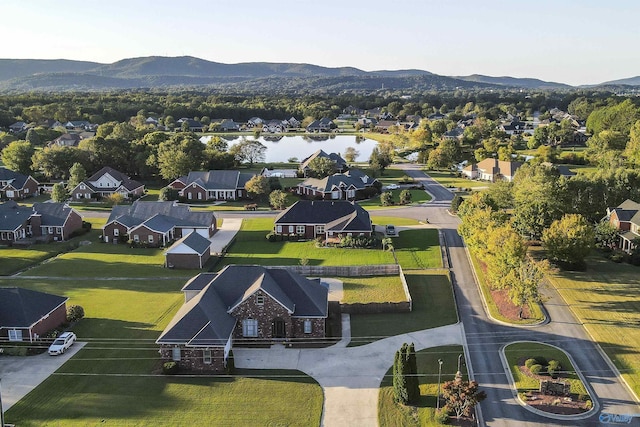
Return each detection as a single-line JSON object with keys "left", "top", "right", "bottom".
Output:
{"left": 340, "top": 275, "right": 407, "bottom": 304}
{"left": 548, "top": 256, "right": 640, "bottom": 396}
{"left": 504, "top": 342, "right": 588, "bottom": 396}
{"left": 349, "top": 271, "right": 457, "bottom": 346}
{"left": 378, "top": 346, "right": 467, "bottom": 427}
{"left": 424, "top": 170, "right": 490, "bottom": 189}
{"left": 219, "top": 218, "right": 396, "bottom": 267}
{"left": 358, "top": 189, "right": 432, "bottom": 210}
{"left": 4, "top": 275, "right": 322, "bottom": 426}
{"left": 371, "top": 216, "right": 421, "bottom": 226}
{"left": 394, "top": 229, "right": 442, "bottom": 270}
{"left": 468, "top": 251, "right": 545, "bottom": 325}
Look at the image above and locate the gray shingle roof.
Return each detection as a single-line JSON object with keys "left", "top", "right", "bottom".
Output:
{"left": 0, "top": 167, "right": 33, "bottom": 190}
{"left": 0, "top": 201, "right": 32, "bottom": 231}
{"left": 300, "top": 150, "right": 347, "bottom": 171}
{"left": 157, "top": 266, "right": 328, "bottom": 347}
{"left": 32, "top": 202, "right": 76, "bottom": 227}
{"left": 84, "top": 166, "right": 144, "bottom": 192}
{"left": 181, "top": 170, "right": 254, "bottom": 191}
{"left": 0, "top": 287, "right": 68, "bottom": 328}
{"left": 167, "top": 231, "right": 211, "bottom": 255}
{"left": 275, "top": 200, "right": 372, "bottom": 232}
{"left": 106, "top": 201, "right": 215, "bottom": 232}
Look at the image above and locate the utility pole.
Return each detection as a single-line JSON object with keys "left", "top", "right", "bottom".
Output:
{"left": 436, "top": 358, "right": 443, "bottom": 411}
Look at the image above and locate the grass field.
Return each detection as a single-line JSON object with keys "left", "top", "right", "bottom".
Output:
{"left": 218, "top": 217, "right": 396, "bottom": 267}
{"left": 394, "top": 229, "right": 442, "bottom": 270}
{"left": 340, "top": 275, "right": 407, "bottom": 304}
{"left": 371, "top": 216, "right": 421, "bottom": 226}
{"left": 349, "top": 271, "right": 457, "bottom": 346}
{"left": 504, "top": 342, "right": 588, "bottom": 396}
{"left": 378, "top": 345, "right": 467, "bottom": 427}
{"left": 358, "top": 189, "right": 432, "bottom": 210}
{"left": 547, "top": 256, "right": 640, "bottom": 397}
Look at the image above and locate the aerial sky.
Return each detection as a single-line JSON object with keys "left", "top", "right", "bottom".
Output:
{"left": 1, "top": 0, "right": 637, "bottom": 86}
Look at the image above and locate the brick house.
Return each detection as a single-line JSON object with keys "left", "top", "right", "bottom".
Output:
{"left": 0, "top": 287, "right": 68, "bottom": 342}
{"left": 164, "top": 231, "right": 212, "bottom": 269}
{"left": 156, "top": 265, "right": 329, "bottom": 372}
{"left": 69, "top": 166, "right": 145, "bottom": 201}
{"left": 607, "top": 199, "right": 640, "bottom": 253}
{"left": 296, "top": 169, "right": 379, "bottom": 200}
{"left": 299, "top": 150, "right": 347, "bottom": 177}
{"left": 0, "top": 201, "right": 83, "bottom": 244}
{"left": 169, "top": 170, "right": 255, "bottom": 201}
{"left": 274, "top": 200, "right": 372, "bottom": 240}
{"left": 0, "top": 167, "right": 39, "bottom": 200}
{"left": 102, "top": 201, "right": 216, "bottom": 247}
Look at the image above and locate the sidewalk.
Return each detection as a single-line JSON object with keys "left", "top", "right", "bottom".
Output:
{"left": 209, "top": 218, "right": 243, "bottom": 255}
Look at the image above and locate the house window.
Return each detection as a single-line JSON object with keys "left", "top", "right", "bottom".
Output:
{"left": 172, "top": 347, "right": 181, "bottom": 361}
{"left": 80, "top": 184, "right": 86, "bottom": 190}
{"left": 48, "top": 227, "right": 53, "bottom": 234}
{"left": 304, "top": 320, "right": 312, "bottom": 334}
{"left": 256, "top": 295, "right": 265, "bottom": 305}
{"left": 197, "top": 192, "right": 202, "bottom": 200}
{"left": 188, "top": 192, "right": 193, "bottom": 200}
{"left": 242, "top": 319, "right": 258, "bottom": 337}
{"left": 148, "top": 235, "right": 154, "bottom": 243}
{"left": 203, "top": 350, "right": 212, "bottom": 364}
{"left": 133, "top": 235, "right": 139, "bottom": 242}
{"left": 296, "top": 225, "right": 305, "bottom": 234}
{"left": 24, "top": 188, "right": 29, "bottom": 194}
{"left": 276, "top": 225, "right": 282, "bottom": 233}
{"left": 113, "top": 228, "right": 119, "bottom": 237}
{"left": 315, "top": 225, "right": 325, "bottom": 235}
{"left": 289, "top": 226, "right": 294, "bottom": 233}
{"left": 8, "top": 329, "right": 23, "bottom": 341}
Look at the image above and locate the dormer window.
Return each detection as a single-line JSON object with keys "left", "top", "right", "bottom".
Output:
{"left": 256, "top": 295, "right": 265, "bottom": 305}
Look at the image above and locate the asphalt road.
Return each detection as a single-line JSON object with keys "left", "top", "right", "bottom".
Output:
{"left": 386, "top": 164, "right": 640, "bottom": 426}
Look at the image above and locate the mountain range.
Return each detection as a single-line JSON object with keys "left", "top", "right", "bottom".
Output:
{"left": 0, "top": 56, "right": 636, "bottom": 93}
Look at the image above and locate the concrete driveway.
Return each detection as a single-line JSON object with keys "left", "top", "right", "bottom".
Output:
{"left": 0, "top": 342, "right": 85, "bottom": 410}
{"left": 209, "top": 218, "right": 243, "bottom": 255}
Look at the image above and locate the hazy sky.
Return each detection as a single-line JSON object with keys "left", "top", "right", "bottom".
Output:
{"left": 2, "top": 0, "right": 636, "bottom": 86}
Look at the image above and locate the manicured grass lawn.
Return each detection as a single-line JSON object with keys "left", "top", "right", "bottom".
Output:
{"left": 370, "top": 216, "right": 421, "bottom": 226}
{"left": 394, "top": 229, "right": 442, "bottom": 270}
{"left": 378, "top": 346, "right": 467, "bottom": 426}
{"left": 468, "top": 251, "right": 545, "bottom": 325}
{"left": 358, "top": 189, "right": 431, "bottom": 210}
{"left": 424, "top": 170, "right": 491, "bottom": 189}
{"left": 340, "top": 275, "right": 407, "bottom": 304}
{"left": 219, "top": 218, "right": 396, "bottom": 267}
{"left": 21, "top": 234, "right": 197, "bottom": 278}
{"left": 349, "top": 271, "right": 457, "bottom": 346}
{"left": 4, "top": 275, "right": 322, "bottom": 426}
{"left": 504, "top": 342, "right": 588, "bottom": 396}
{"left": 547, "top": 256, "right": 640, "bottom": 397}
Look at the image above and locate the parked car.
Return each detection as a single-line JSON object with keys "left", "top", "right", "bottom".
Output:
{"left": 385, "top": 225, "right": 396, "bottom": 236}
{"left": 386, "top": 184, "right": 399, "bottom": 190}
{"left": 48, "top": 331, "right": 76, "bottom": 355}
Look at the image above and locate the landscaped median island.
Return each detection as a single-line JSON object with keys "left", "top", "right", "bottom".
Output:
{"left": 503, "top": 342, "right": 594, "bottom": 416}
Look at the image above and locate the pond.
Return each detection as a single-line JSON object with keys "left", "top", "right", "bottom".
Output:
{"left": 204, "top": 134, "right": 379, "bottom": 163}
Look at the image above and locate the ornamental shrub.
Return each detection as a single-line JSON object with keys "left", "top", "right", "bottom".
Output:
{"left": 163, "top": 361, "right": 178, "bottom": 375}
{"left": 529, "top": 364, "right": 543, "bottom": 375}
{"left": 524, "top": 358, "right": 538, "bottom": 369}
{"left": 67, "top": 305, "right": 85, "bottom": 322}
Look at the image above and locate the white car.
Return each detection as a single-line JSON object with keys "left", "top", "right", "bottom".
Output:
{"left": 386, "top": 184, "right": 399, "bottom": 190}
{"left": 48, "top": 331, "right": 76, "bottom": 355}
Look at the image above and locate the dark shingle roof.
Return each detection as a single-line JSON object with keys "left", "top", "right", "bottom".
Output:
{"left": 32, "top": 202, "right": 76, "bottom": 227}
{"left": 275, "top": 200, "right": 371, "bottom": 232}
{"left": 157, "top": 266, "right": 328, "bottom": 346}
{"left": 300, "top": 150, "right": 347, "bottom": 171}
{"left": 0, "top": 167, "right": 33, "bottom": 190}
{"left": 0, "top": 287, "right": 68, "bottom": 328}
{"left": 181, "top": 170, "right": 254, "bottom": 191}
{"left": 0, "top": 201, "right": 32, "bottom": 231}
{"left": 167, "top": 231, "right": 211, "bottom": 255}
{"left": 298, "top": 169, "right": 375, "bottom": 193}
{"left": 106, "top": 201, "right": 215, "bottom": 232}
{"left": 84, "top": 166, "right": 144, "bottom": 192}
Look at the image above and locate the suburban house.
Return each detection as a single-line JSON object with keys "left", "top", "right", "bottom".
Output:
{"left": 165, "top": 231, "right": 212, "bottom": 269}
{"left": 211, "top": 119, "right": 240, "bottom": 132}
{"left": 296, "top": 169, "right": 379, "bottom": 200}
{"left": 260, "top": 168, "right": 298, "bottom": 178}
{"left": 462, "top": 158, "right": 523, "bottom": 182}
{"left": 274, "top": 200, "right": 372, "bottom": 240}
{"left": 176, "top": 118, "right": 204, "bottom": 132}
{"left": 299, "top": 150, "right": 348, "bottom": 176}
{"left": 499, "top": 120, "right": 534, "bottom": 136}
{"left": 0, "top": 287, "right": 68, "bottom": 342}
{"left": 0, "top": 167, "right": 39, "bottom": 200}
{"left": 443, "top": 127, "right": 464, "bottom": 140}
{"left": 306, "top": 117, "right": 336, "bottom": 132}
{"left": 70, "top": 166, "right": 145, "bottom": 200}
{"left": 0, "top": 201, "right": 83, "bottom": 244}
{"left": 156, "top": 265, "right": 329, "bottom": 371}
{"left": 169, "top": 170, "right": 255, "bottom": 201}
{"left": 102, "top": 201, "right": 216, "bottom": 247}
{"left": 541, "top": 162, "right": 577, "bottom": 179}
{"left": 8, "top": 121, "right": 28, "bottom": 133}
{"left": 47, "top": 133, "right": 82, "bottom": 148}
{"left": 65, "top": 120, "right": 91, "bottom": 131}
{"left": 607, "top": 199, "right": 640, "bottom": 253}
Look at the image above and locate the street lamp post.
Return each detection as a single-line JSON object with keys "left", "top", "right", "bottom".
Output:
{"left": 436, "top": 358, "right": 443, "bottom": 411}
{"left": 456, "top": 354, "right": 463, "bottom": 379}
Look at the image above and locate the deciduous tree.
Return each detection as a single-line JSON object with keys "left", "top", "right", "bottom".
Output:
{"left": 67, "top": 162, "right": 87, "bottom": 190}
{"left": 442, "top": 377, "right": 487, "bottom": 419}
{"left": 1, "top": 140, "right": 34, "bottom": 174}
{"left": 51, "top": 182, "right": 69, "bottom": 203}
{"left": 269, "top": 190, "right": 288, "bottom": 210}
{"left": 245, "top": 175, "right": 270, "bottom": 200}
{"left": 542, "top": 214, "right": 595, "bottom": 269}
{"left": 306, "top": 156, "right": 336, "bottom": 178}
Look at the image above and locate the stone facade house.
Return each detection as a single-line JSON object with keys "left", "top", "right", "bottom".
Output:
{"left": 0, "top": 287, "right": 68, "bottom": 342}
{"left": 156, "top": 265, "right": 329, "bottom": 372}
{"left": 102, "top": 201, "right": 216, "bottom": 247}
{"left": 462, "top": 158, "right": 522, "bottom": 182}
{"left": 274, "top": 200, "right": 372, "bottom": 240}
{"left": 169, "top": 170, "right": 255, "bottom": 201}
{"left": 608, "top": 199, "right": 640, "bottom": 253}
{"left": 296, "top": 169, "right": 379, "bottom": 200}
{"left": 70, "top": 166, "right": 145, "bottom": 200}
{"left": 0, "top": 201, "right": 83, "bottom": 244}
{"left": 0, "top": 167, "right": 39, "bottom": 200}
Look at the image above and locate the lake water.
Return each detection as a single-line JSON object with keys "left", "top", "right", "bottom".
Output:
{"left": 205, "top": 135, "right": 379, "bottom": 163}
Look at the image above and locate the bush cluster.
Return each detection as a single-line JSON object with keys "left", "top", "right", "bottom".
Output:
{"left": 67, "top": 305, "right": 85, "bottom": 322}
{"left": 337, "top": 235, "right": 380, "bottom": 249}
{"left": 162, "top": 361, "right": 179, "bottom": 375}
